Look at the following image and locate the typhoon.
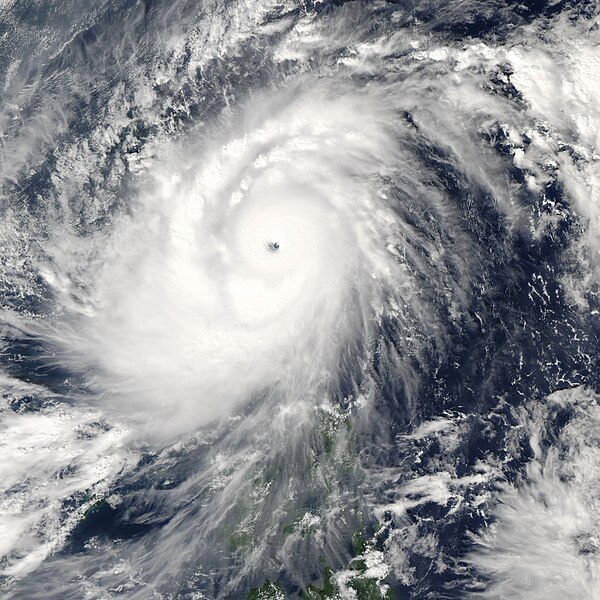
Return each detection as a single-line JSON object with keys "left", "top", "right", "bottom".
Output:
{"left": 37, "top": 82, "right": 406, "bottom": 442}
{"left": 1, "top": 1, "right": 600, "bottom": 599}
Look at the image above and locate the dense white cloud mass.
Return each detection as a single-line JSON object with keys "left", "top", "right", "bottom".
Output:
{"left": 467, "top": 388, "right": 600, "bottom": 600}
{"left": 0, "top": 1, "right": 599, "bottom": 598}
{"left": 37, "top": 84, "right": 406, "bottom": 442}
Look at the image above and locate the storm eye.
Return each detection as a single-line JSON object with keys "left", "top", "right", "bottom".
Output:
{"left": 267, "top": 241, "right": 280, "bottom": 252}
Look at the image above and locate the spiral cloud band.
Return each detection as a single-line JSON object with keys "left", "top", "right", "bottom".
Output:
{"left": 41, "top": 84, "right": 406, "bottom": 440}
{"left": 1, "top": 1, "right": 600, "bottom": 598}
